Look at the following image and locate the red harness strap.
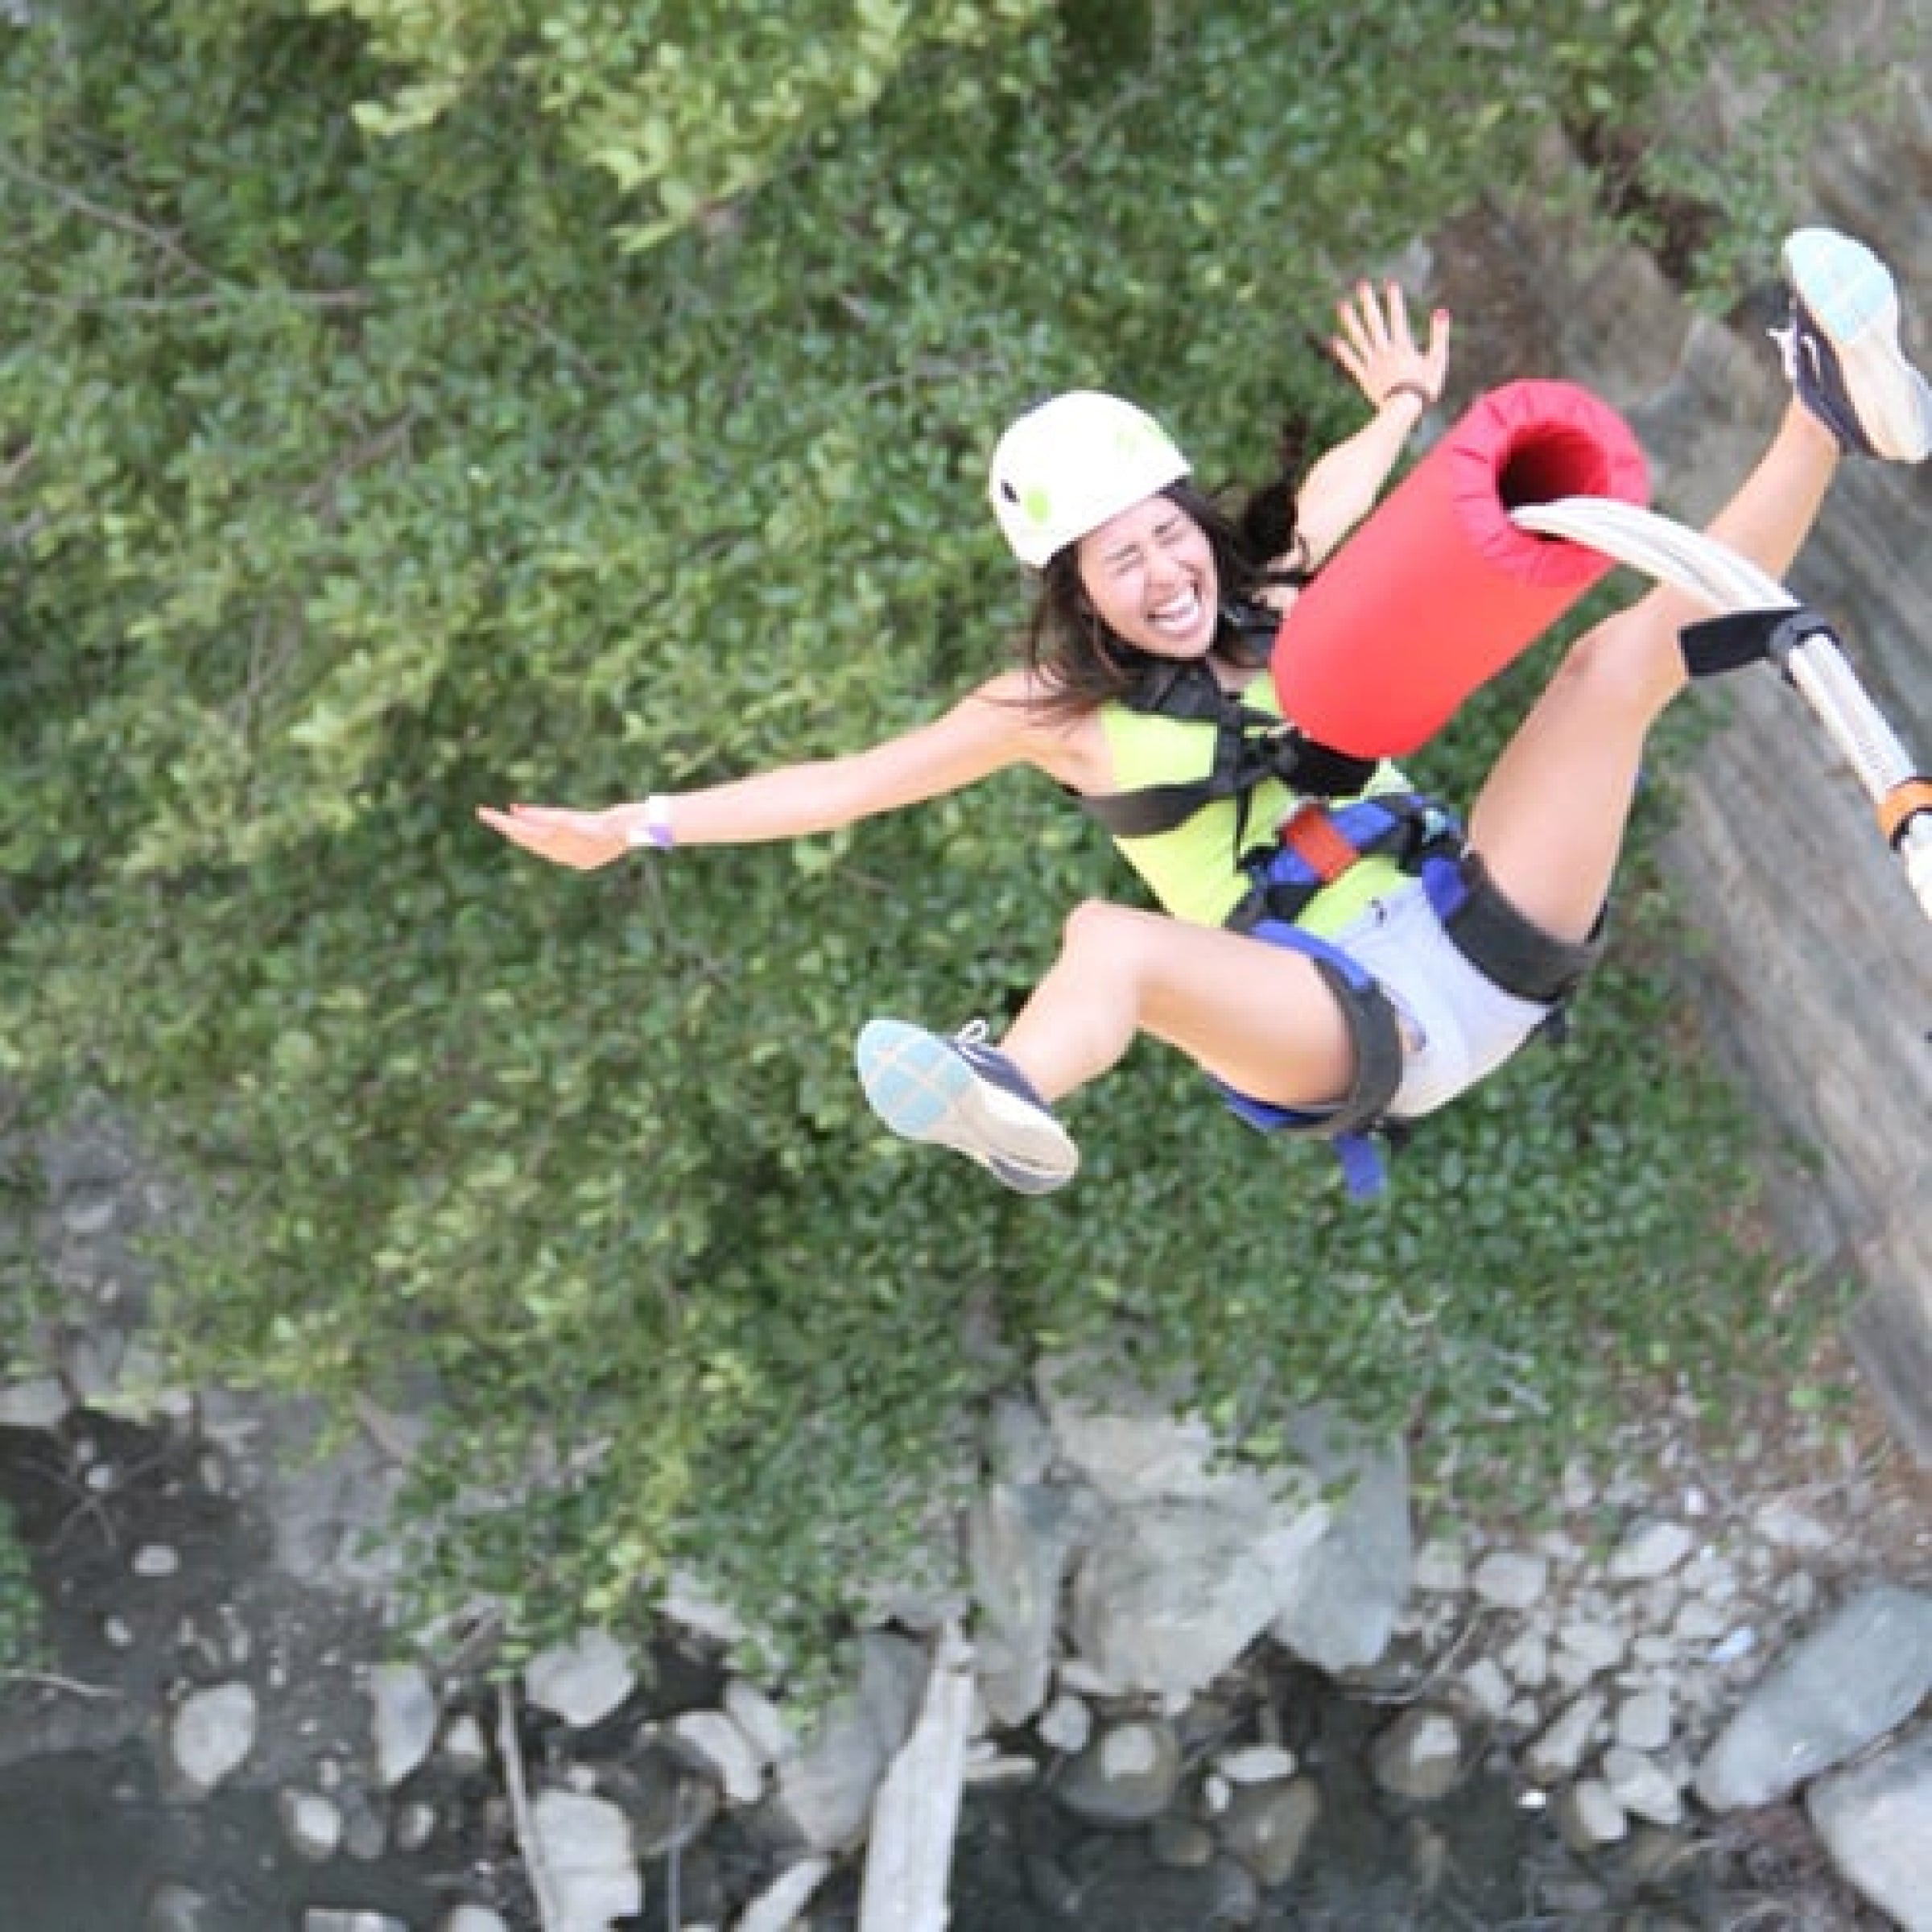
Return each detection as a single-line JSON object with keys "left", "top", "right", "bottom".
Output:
{"left": 1278, "top": 800, "right": 1363, "bottom": 883}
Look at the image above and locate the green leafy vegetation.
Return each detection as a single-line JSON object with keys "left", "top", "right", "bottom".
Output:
{"left": 0, "top": 1501, "right": 42, "bottom": 1674}
{"left": 0, "top": 1, "right": 1901, "bottom": 1679}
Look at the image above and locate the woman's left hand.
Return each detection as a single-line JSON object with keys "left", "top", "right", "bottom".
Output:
{"left": 1329, "top": 279, "right": 1450, "bottom": 413}
{"left": 476, "top": 801, "right": 632, "bottom": 870}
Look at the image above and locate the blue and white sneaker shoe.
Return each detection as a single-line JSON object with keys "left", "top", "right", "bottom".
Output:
{"left": 1775, "top": 226, "right": 1931, "bottom": 462}
{"left": 855, "top": 1018, "right": 1079, "bottom": 1195}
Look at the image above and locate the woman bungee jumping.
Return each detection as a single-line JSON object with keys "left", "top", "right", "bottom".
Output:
{"left": 481, "top": 227, "right": 1930, "bottom": 1197}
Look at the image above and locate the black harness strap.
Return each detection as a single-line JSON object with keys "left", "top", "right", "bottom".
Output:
{"left": 1212, "top": 912, "right": 1413, "bottom": 1198}
{"left": 1065, "top": 615, "right": 1611, "bottom": 1195}
{"left": 1075, "top": 655, "right": 1379, "bottom": 840}
{"left": 1679, "top": 605, "right": 1831, "bottom": 680}
{"left": 1429, "top": 849, "right": 1605, "bottom": 1007}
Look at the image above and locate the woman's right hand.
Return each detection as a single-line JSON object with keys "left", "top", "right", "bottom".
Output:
{"left": 475, "top": 802, "right": 633, "bottom": 871}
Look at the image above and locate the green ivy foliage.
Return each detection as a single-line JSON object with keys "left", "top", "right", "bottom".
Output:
{"left": 0, "top": 1500, "right": 41, "bottom": 1674}
{"left": 0, "top": 2, "right": 1894, "bottom": 1674}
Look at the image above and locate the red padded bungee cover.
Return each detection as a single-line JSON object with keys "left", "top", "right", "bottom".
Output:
{"left": 1271, "top": 379, "right": 1649, "bottom": 756}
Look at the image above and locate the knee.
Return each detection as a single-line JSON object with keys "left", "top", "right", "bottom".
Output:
{"left": 1551, "top": 609, "right": 1685, "bottom": 720}
{"left": 1059, "top": 897, "right": 1156, "bottom": 964}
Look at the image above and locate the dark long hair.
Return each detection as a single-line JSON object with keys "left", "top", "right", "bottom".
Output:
{"left": 1018, "top": 419, "right": 1315, "bottom": 720}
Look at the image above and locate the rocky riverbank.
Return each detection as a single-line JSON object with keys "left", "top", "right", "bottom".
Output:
{"left": 2, "top": 1353, "right": 1929, "bottom": 1930}
{"left": 2, "top": 1100, "right": 1929, "bottom": 1930}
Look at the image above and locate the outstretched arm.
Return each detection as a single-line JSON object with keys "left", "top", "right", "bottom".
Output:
{"left": 477, "top": 670, "right": 1057, "bottom": 871}
{"left": 1291, "top": 280, "right": 1450, "bottom": 571}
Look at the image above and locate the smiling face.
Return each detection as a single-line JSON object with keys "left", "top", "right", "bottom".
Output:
{"left": 1074, "top": 491, "right": 1220, "bottom": 659}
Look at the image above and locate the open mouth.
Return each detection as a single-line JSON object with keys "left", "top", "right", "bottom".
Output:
{"left": 1148, "top": 583, "right": 1205, "bottom": 639}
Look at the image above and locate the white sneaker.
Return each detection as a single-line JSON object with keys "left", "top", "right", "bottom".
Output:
{"left": 1775, "top": 226, "right": 1932, "bottom": 462}
{"left": 854, "top": 1018, "right": 1079, "bottom": 1195}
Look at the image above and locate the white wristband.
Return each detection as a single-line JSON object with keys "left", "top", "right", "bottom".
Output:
{"left": 625, "top": 795, "right": 675, "bottom": 851}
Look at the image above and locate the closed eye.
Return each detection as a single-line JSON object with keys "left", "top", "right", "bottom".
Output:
{"left": 1099, "top": 516, "right": 1186, "bottom": 574}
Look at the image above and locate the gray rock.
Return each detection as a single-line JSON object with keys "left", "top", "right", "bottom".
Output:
{"left": 1695, "top": 1585, "right": 1932, "bottom": 1811}
{"left": 774, "top": 1632, "right": 927, "bottom": 1852}
{"left": 1615, "top": 1689, "right": 1674, "bottom": 1752}
{"left": 1608, "top": 1521, "right": 1694, "bottom": 1583}
{"left": 394, "top": 1800, "right": 436, "bottom": 1852}
{"left": 529, "top": 1788, "right": 642, "bottom": 1930}
{"left": 1035, "top": 1368, "right": 1221, "bottom": 1503}
{"left": 1369, "top": 1708, "right": 1466, "bottom": 1803}
{"left": 1806, "top": 1723, "right": 1932, "bottom": 1932}
{"left": 169, "top": 1682, "right": 258, "bottom": 1796}
{"left": 366, "top": 1661, "right": 438, "bottom": 1787}
{"left": 301, "top": 1916, "right": 408, "bottom": 1932}
{"left": 440, "top": 1713, "right": 490, "bottom": 1773}
{"left": 1471, "top": 1550, "right": 1548, "bottom": 1611}
{"left": 1052, "top": 1718, "right": 1183, "bottom": 1826}
{"left": 144, "top": 1883, "right": 217, "bottom": 1932}
{"left": 1219, "top": 1774, "right": 1321, "bottom": 1887}
{"left": 1500, "top": 1630, "right": 1549, "bottom": 1690}
{"left": 1266, "top": 1426, "right": 1411, "bottom": 1673}
{"left": 1034, "top": 1690, "right": 1092, "bottom": 1756}
{"left": 660, "top": 1567, "right": 747, "bottom": 1645}
{"left": 1674, "top": 1599, "right": 1728, "bottom": 1643}
{"left": 438, "top": 1910, "right": 511, "bottom": 1932}
{"left": 522, "top": 1631, "right": 635, "bottom": 1729}
{"left": 736, "top": 1854, "right": 831, "bottom": 1932}
{"left": 1216, "top": 1743, "right": 1296, "bottom": 1785}
{"left": 260, "top": 1406, "right": 411, "bottom": 1592}
{"left": 1457, "top": 1659, "right": 1511, "bottom": 1720}
{"left": 340, "top": 1790, "right": 389, "bottom": 1862}
{"left": 1600, "top": 1745, "right": 1684, "bottom": 1827}
{"left": 670, "top": 1709, "right": 765, "bottom": 1804}
{"left": 0, "top": 1376, "right": 69, "bottom": 1429}
{"left": 722, "top": 1677, "right": 791, "bottom": 1764}
{"left": 1755, "top": 1499, "right": 1835, "bottom": 1553}
{"left": 1525, "top": 1695, "right": 1605, "bottom": 1785}
{"left": 986, "top": 1395, "right": 1056, "bottom": 1484}
{"left": 1067, "top": 1476, "right": 1327, "bottom": 1703}
{"left": 622, "top": 1742, "right": 720, "bottom": 1860}
{"left": 277, "top": 1788, "right": 345, "bottom": 1860}
{"left": 1554, "top": 1778, "right": 1627, "bottom": 1851}
{"left": 1554, "top": 1618, "right": 1624, "bottom": 1678}
{"left": 968, "top": 1479, "right": 1095, "bottom": 1727}
{"left": 1412, "top": 1538, "right": 1467, "bottom": 1594}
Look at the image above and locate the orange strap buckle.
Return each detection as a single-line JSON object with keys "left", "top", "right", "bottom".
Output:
{"left": 1279, "top": 801, "right": 1361, "bottom": 883}
{"left": 1878, "top": 776, "right": 1932, "bottom": 848}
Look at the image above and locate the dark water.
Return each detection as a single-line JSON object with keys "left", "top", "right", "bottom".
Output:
{"left": 0, "top": 1744, "right": 454, "bottom": 1932}
{"left": 934, "top": 1660, "right": 1876, "bottom": 1932}
{"left": 0, "top": 1410, "right": 1879, "bottom": 1932}
{"left": 943, "top": 1674, "right": 1568, "bottom": 1932}
{"left": 0, "top": 1685, "right": 1880, "bottom": 1932}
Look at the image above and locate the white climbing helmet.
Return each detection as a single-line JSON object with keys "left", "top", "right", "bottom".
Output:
{"left": 988, "top": 389, "right": 1191, "bottom": 569}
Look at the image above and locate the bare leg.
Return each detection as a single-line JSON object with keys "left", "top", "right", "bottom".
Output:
{"left": 1468, "top": 402, "right": 1841, "bottom": 941}
{"left": 997, "top": 410, "right": 1840, "bottom": 1108}
{"left": 999, "top": 899, "right": 1358, "bottom": 1109}
{"left": 997, "top": 406, "right": 1839, "bottom": 1111}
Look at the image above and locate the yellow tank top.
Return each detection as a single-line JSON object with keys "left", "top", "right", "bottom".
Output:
{"left": 1094, "top": 675, "right": 1414, "bottom": 932}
